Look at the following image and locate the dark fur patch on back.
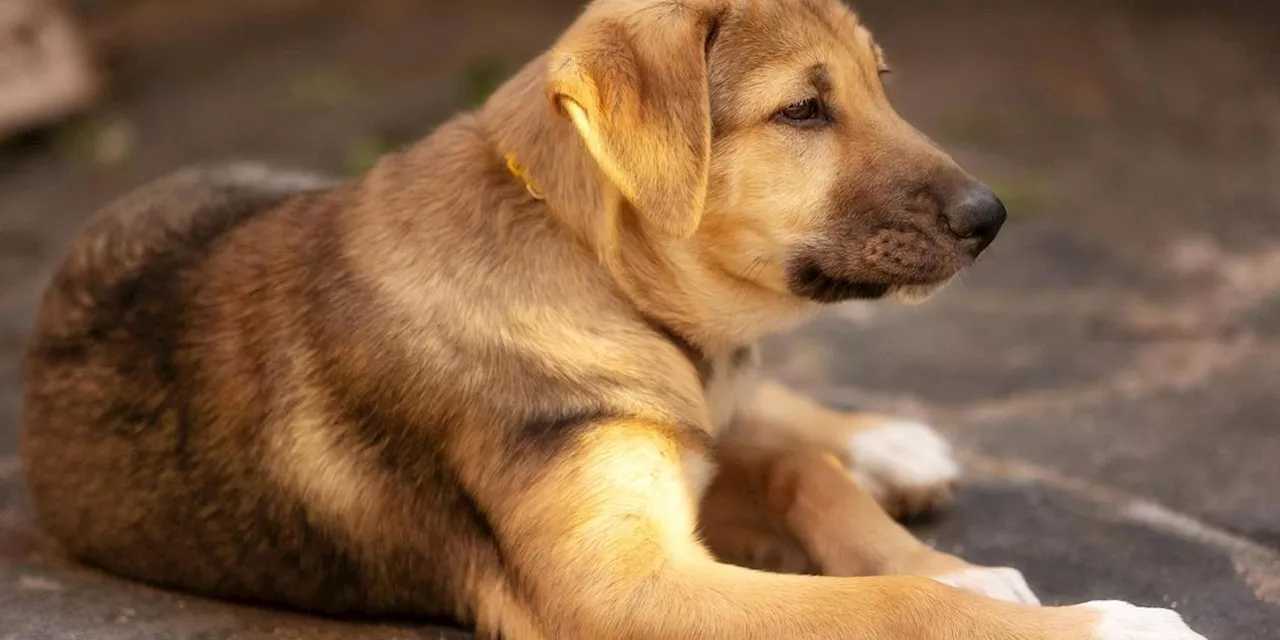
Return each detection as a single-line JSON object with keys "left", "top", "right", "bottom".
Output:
{"left": 28, "top": 182, "right": 294, "bottom": 456}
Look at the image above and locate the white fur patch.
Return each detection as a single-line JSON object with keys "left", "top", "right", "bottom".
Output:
{"left": 846, "top": 420, "right": 960, "bottom": 501}
{"left": 1080, "top": 601, "right": 1206, "bottom": 640}
{"left": 933, "top": 567, "right": 1040, "bottom": 605}
{"left": 886, "top": 281, "right": 951, "bottom": 305}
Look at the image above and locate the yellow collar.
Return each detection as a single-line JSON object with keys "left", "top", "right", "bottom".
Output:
{"left": 504, "top": 154, "right": 545, "bottom": 201}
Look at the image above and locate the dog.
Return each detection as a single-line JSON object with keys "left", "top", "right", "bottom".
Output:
{"left": 21, "top": 0, "right": 1206, "bottom": 638}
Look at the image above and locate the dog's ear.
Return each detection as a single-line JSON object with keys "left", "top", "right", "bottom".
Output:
{"left": 548, "top": 4, "right": 717, "bottom": 239}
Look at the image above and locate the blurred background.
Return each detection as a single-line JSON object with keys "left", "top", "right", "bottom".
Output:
{"left": 1, "top": 0, "right": 1277, "bottom": 638}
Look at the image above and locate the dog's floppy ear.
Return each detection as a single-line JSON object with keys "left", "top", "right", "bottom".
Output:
{"left": 548, "top": 3, "right": 717, "bottom": 239}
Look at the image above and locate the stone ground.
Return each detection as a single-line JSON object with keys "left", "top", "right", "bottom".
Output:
{"left": 1, "top": 0, "right": 1278, "bottom": 637}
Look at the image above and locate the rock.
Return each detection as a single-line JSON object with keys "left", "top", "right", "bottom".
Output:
{"left": 0, "top": 0, "right": 102, "bottom": 140}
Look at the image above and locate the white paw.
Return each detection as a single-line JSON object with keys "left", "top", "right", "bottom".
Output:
{"left": 1080, "top": 601, "right": 1206, "bottom": 640}
{"left": 933, "top": 567, "right": 1040, "bottom": 605}
{"left": 847, "top": 420, "right": 960, "bottom": 516}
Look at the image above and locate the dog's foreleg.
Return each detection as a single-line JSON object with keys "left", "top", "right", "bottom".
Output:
{"left": 471, "top": 419, "right": 1199, "bottom": 640}
{"left": 717, "top": 445, "right": 1038, "bottom": 604}
{"left": 716, "top": 381, "right": 1037, "bottom": 604}
{"left": 735, "top": 380, "right": 960, "bottom": 518}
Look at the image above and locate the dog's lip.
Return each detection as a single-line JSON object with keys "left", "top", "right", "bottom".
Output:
{"left": 786, "top": 258, "right": 952, "bottom": 304}
{"left": 787, "top": 261, "right": 892, "bottom": 303}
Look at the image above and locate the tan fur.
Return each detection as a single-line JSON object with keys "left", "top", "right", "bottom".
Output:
{"left": 20, "top": 0, "right": 1124, "bottom": 638}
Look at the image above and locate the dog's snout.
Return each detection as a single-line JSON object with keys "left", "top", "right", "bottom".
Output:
{"left": 942, "top": 183, "right": 1006, "bottom": 255}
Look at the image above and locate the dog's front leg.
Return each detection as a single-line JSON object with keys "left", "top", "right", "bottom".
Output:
{"left": 702, "top": 441, "right": 1039, "bottom": 605}
{"left": 735, "top": 380, "right": 961, "bottom": 519}
{"left": 474, "top": 418, "right": 1201, "bottom": 640}
{"left": 707, "top": 379, "right": 1037, "bottom": 604}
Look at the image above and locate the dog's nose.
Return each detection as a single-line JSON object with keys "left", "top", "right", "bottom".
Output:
{"left": 942, "top": 184, "right": 1006, "bottom": 255}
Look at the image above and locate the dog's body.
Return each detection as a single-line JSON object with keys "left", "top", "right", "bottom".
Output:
{"left": 22, "top": 1, "right": 1205, "bottom": 638}
{"left": 21, "top": 140, "right": 743, "bottom": 619}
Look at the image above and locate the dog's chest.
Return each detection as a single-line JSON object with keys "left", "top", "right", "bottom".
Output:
{"left": 700, "top": 345, "right": 760, "bottom": 436}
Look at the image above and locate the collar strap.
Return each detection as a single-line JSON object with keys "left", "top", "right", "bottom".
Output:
{"left": 504, "top": 153, "right": 545, "bottom": 201}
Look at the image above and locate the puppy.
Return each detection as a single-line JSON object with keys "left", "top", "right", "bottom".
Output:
{"left": 22, "top": 0, "right": 1206, "bottom": 638}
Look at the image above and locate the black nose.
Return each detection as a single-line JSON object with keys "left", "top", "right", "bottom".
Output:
{"left": 942, "top": 184, "right": 1006, "bottom": 255}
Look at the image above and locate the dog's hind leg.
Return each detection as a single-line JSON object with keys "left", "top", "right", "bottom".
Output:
{"left": 468, "top": 419, "right": 1200, "bottom": 640}
{"left": 472, "top": 575, "right": 550, "bottom": 640}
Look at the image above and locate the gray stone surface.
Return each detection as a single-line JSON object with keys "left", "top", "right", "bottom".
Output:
{"left": 762, "top": 287, "right": 1148, "bottom": 407}
{"left": 915, "top": 483, "right": 1279, "bottom": 639}
{"left": 960, "top": 349, "right": 1280, "bottom": 549}
{"left": 2, "top": 0, "right": 1278, "bottom": 638}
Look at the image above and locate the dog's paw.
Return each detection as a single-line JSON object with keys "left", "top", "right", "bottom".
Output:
{"left": 1076, "top": 601, "right": 1205, "bottom": 640}
{"left": 933, "top": 566, "right": 1040, "bottom": 605}
{"left": 845, "top": 419, "right": 959, "bottom": 517}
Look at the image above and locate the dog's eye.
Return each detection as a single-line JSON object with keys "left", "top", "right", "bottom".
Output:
{"left": 775, "top": 98, "right": 825, "bottom": 126}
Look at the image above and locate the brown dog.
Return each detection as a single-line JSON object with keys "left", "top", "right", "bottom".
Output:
{"left": 21, "top": 1, "right": 1205, "bottom": 638}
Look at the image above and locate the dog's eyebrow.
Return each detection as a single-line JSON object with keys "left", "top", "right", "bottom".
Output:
{"left": 808, "top": 65, "right": 833, "bottom": 94}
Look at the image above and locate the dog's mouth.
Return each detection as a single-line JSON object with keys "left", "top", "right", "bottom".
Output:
{"left": 787, "top": 261, "right": 892, "bottom": 303}
{"left": 785, "top": 226, "right": 976, "bottom": 304}
{"left": 786, "top": 257, "right": 955, "bottom": 304}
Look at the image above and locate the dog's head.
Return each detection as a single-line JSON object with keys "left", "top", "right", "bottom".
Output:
{"left": 549, "top": 0, "right": 1005, "bottom": 305}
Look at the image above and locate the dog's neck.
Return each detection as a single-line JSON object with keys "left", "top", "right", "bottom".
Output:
{"left": 478, "top": 56, "right": 812, "bottom": 354}
{"left": 480, "top": 58, "right": 618, "bottom": 263}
